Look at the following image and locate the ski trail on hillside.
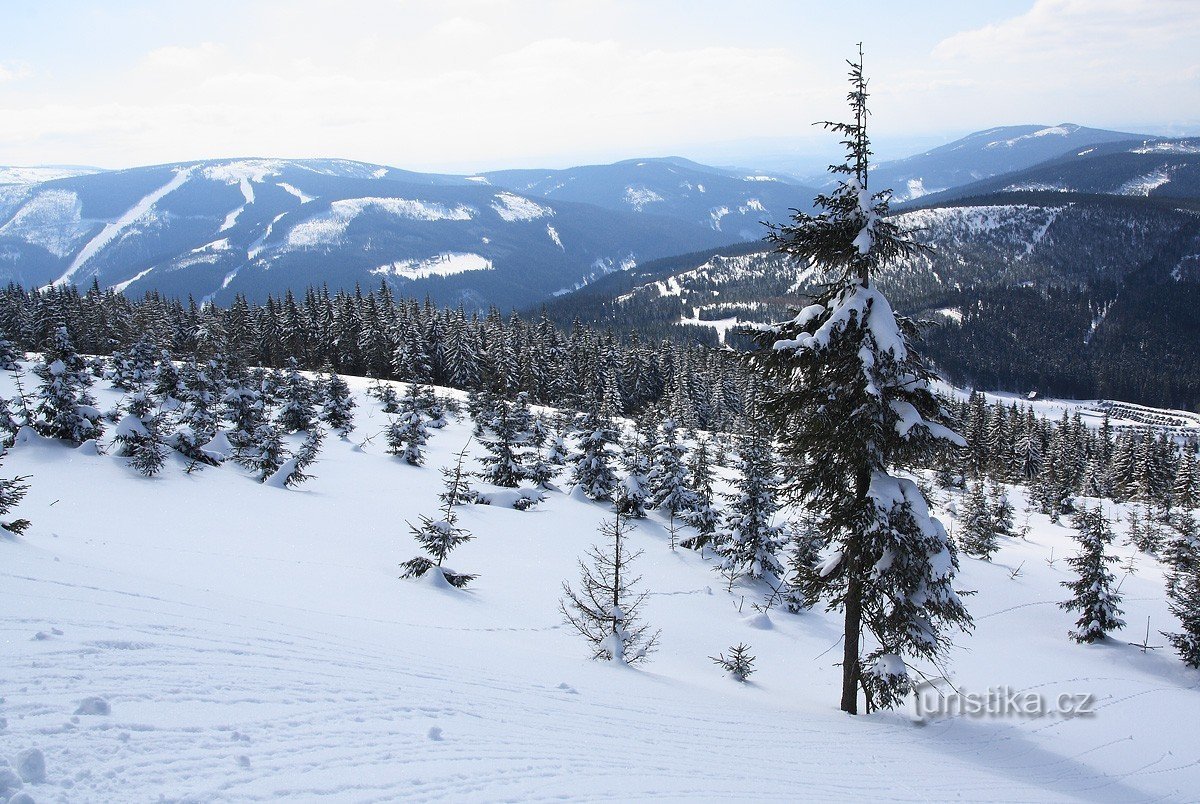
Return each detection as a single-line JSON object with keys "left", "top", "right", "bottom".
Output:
{"left": 51, "top": 168, "right": 194, "bottom": 287}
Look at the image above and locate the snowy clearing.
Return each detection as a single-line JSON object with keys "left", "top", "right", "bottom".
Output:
{"left": 369, "top": 252, "right": 493, "bottom": 281}
{"left": 1, "top": 370, "right": 1197, "bottom": 801}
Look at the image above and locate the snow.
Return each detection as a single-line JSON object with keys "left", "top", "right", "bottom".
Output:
{"left": 546, "top": 224, "right": 564, "bottom": 250}
{"left": 932, "top": 306, "right": 963, "bottom": 323}
{"left": 1117, "top": 168, "right": 1173, "bottom": 196}
{"left": 2, "top": 367, "right": 1199, "bottom": 800}
{"left": 219, "top": 178, "right": 256, "bottom": 232}
{"left": 0, "top": 166, "right": 100, "bottom": 185}
{"left": 52, "top": 168, "right": 193, "bottom": 287}
{"left": 465, "top": 176, "right": 491, "bottom": 185}
{"left": 1131, "top": 141, "right": 1200, "bottom": 155}
{"left": 202, "top": 159, "right": 288, "bottom": 184}
{"left": 623, "top": 186, "right": 664, "bottom": 211}
{"left": 679, "top": 308, "right": 740, "bottom": 345}
{"left": 286, "top": 198, "right": 475, "bottom": 248}
{"left": 109, "top": 267, "right": 157, "bottom": 294}
{"left": 0, "top": 189, "right": 94, "bottom": 257}
{"left": 277, "top": 182, "right": 315, "bottom": 204}
{"left": 369, "top": 252, "right": 493, "bottom": 281}
{"left": 743, "top": 175, "right": 778, "bottom": 182}
{"left": 709, "top": 206, "right": 730, "bottom": 231}
{"left": 490, "top": 192, "right": 553, "bottom": 222}
{"left": 987, "top": 124, "right": 1078, "bottom": 149}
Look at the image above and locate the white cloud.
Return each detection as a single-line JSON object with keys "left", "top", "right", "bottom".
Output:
{"left": 0, "top": 61, "right": 33, "bottom": 83}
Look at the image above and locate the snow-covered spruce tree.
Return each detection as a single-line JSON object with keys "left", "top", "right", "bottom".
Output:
{"left": 1060, "top": 506, "right": 1125, "bottom": 644}
{"left": 476, "top": 398, "right": 529, "bottom": 488}
{"left": 569, "top": 409, "right": 620, "bottom": 502}
{"left": 681, "top": 435, "right": 720, "bottom": 550}
{"left": 223, "top": 382, "right": 265, "bottom": 459}
{"left": 649, "top": 417, "right": 696, "bottom": 531}
{"left": 318, "top": 367, "right": 356, "bottom": 437}
{"left": 401, "top": 450, "right": 477, "bottom": 588}
{"left": 107, "top": 336, "right": 158, "bottom": 392}
{"left": 151, "top": 350, "right": 182, "bottom": 400}
{"left": 0, "top": 330, "right": 22, "bottom": 372}
{"left": 1162, "top": 520, "right": 1200, "bottom": 666}
{"left": 990, "top": 483, "right": 1015, "bottom": 540}
{"left": 113, "top": 391, "right": 168, "bottom": 477}
{"left": 238, "top": 421, "right": 287, "bottom": 482}
{"left": 32, "top": 327, "right": 104, "bottom": 444}
{"left": 618, "top": 443, "right": 652, "bottom": 519}
{"left": 713, "top": 433, "right": 785, "bottom": 585}
{"left": 387, "top": 408, "right": 429, "bottom": 466}
{"left": 560, "top": 505, "right": 659, "bottom": 664}
{"left": 744, "top": 49, "right": 970, "bottom": 713}
{"left": 958, "top": 481, "right": 998, "bottom": 560}
{"left": 782, "top": 512, "right": 824, "bottom": 612}
{"left": 0, "top": 448, "right": 31, "bottom": 535}
{"left": 275, "top": 358, "right": 317, "bottom": 433}
{"left": 267, "top": 426, "right": 324, "bottom": 488}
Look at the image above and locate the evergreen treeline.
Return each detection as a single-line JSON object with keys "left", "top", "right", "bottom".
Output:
{"left": 0, "top": 280, "right": 752, "bottom": 431}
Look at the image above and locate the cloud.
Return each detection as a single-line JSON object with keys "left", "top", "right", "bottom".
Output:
{"left": 0, "top": 61, "right": 33, "bottom": 83}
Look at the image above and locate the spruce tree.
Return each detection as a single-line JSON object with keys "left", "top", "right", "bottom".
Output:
{"left": 1060, "top": 506, "right": 1125, "bottom": 643}
{"left": 0, "top": 448, "right": 30, "bottom": 535}
{"left": 401, "top": 447, "right": 477, "bottom": 588}
{"left": 275, "top": 358, "right": 317, "bottom": 433}
{"left": 714, "top": 434, "right": 785, "bottom": 584}
{"left": 113, "top": 391, "right": 168, "bottom": 477}
{"left": 32, "top": 327, "right": 104, "bottom": 444}
{"left": 387, "top": 409, "right": 429, "bottom": 466}
{"left": 744, "top": 49, "right": 970, "bottom": 713}
{"left": 681, "top": 435, "right": 720, "bottom": 550}
{"left": 559, "top": 506, "right": 659, "bottom": 664}
{"left": 476, "top": 398, "right": 528, "bottom": 487}
{"left": 569, "top": 409, "right": 620, "bottom": 502}
{"left": 319, "top": 368, "right": 356, "bottom": 437}
{"left": 958, "top": 481, "right": 998, "bottom": 559}
{"left": 1162, "top": 522, "right": 1200, "bottom": 667}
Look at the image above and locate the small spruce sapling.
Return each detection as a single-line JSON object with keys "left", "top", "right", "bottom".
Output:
{"left": 560, "top": 503, "right": 659, "bottom": 664}
{"left": 711, "top": 643, "right": 756, "bottom": 682}
{"left": 401, "top": 447, "right": 478, "bottom": 588}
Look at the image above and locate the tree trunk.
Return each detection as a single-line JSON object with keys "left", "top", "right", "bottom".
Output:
{"left": 840, "top": 568, "right": 862, "bottom": 714}
{"left": 841, "top": 464, "right": 872, "bottom": 715}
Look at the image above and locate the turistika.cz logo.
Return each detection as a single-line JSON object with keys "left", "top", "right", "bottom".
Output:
{"left": 912, "top": 680, "right": 1098, "bottom": 723}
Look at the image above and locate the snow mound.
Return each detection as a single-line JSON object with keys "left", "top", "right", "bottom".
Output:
{"left": 14, "top": 748, "right": 44, "bottom": 784}
{"left": 74, "top": 696, "right": 110, "bottom": 716}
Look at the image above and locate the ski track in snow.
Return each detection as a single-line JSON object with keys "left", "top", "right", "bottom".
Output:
{"left": 1, "top": 371, "right": 1198, "bottom": 801}
{"left": 51, "top": 168, "right": 193, "bottom": 287}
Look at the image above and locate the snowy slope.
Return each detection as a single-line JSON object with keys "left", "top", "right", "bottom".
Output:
{"left": 1, "top": 368, "right": 1198, "bottom": 801}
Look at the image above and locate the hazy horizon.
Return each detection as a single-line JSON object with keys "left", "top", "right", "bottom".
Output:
{"left": 3, "top": 0, "right": 1198, "bottom": 175}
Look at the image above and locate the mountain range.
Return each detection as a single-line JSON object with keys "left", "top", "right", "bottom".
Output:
{"left": 0, "top": 156, "right": 815, "bottom": 309}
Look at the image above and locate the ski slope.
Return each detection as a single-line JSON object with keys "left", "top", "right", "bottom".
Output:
{"left": 1, "top": 371, "right": 1198, "bottom": 801}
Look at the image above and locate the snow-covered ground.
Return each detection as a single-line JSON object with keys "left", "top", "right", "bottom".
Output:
{"left": 1, "top": 370, "right": 1198, "bottom": 801}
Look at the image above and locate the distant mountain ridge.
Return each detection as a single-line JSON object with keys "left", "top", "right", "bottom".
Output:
{"left": 0, "top": 156, "right": 808, "bottom": 309}
{"left": 0, "top": 155, "right": 820, "bottom": 309}
{"left": 838, "top": 123, "right": 1151, "bottom": 201}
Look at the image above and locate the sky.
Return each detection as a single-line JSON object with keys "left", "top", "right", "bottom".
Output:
{"left": 1, "top": 0, "right": 1198, "bottom": 174}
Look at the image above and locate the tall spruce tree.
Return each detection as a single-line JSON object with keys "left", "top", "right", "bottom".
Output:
{"left": 744, "top": 49, "right": 970, "bottom": 713}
